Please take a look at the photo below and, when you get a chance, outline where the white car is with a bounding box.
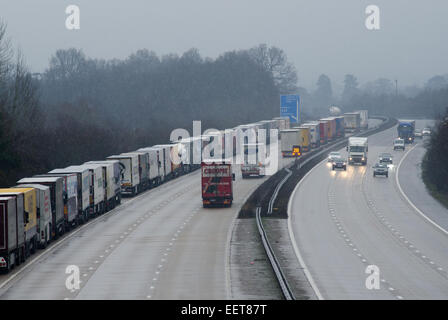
[328,151,341,162]
[414,129,423,138]
[393,138,405,151]
[422,128,431,136]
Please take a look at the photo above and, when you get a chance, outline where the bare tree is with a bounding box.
[46,48,87,81]
[248,44,298,94]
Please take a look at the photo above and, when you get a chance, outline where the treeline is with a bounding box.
[422,108,448,205]
[298,73,448,119]
[0,21,298,186]
[2,18,448,187]
[0,23,48,185]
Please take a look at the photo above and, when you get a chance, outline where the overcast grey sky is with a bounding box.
[1,0,447,91]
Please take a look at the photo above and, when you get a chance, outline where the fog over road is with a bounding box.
[289,120,448,299]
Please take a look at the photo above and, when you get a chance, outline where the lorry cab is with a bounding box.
[201,159,235,208]
[347,137,368,165]
[397,120,416,143]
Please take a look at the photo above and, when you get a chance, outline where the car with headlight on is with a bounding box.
[373,163,388,178]
[393,138,405,151]
[332,157,347,170]
[422,127,431,136]
[379,153,393,164]
[414,129,423,138]
[328,151,341,162]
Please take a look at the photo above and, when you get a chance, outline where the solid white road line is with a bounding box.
[287,157,327,300]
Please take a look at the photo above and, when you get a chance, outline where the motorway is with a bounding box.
[289,120,448,299]
[0,140,287,300]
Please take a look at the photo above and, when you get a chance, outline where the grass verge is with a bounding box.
[422,172,448,210]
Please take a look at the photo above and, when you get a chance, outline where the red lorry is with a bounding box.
[201,160,235,208]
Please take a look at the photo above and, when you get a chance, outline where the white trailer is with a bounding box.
[347,137,368,165]
[50,166,92,222]
[14,184,52,248]
[78,164,105,215]
[343,113,361,132]
[137,147,163,186]
[175,136,203,172]
[241,143,265,178]
[121,151,151,192]
[152,145,174,180]
[273,117,290,130]
[107,154,140,196]
[85,160,122,210]
[280,129,301,157]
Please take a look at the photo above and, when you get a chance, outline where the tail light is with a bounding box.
[0,257,6,267]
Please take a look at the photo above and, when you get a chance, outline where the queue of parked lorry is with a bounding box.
[280,110,368,158]
[0,109,374,272]
[0,115,298,272]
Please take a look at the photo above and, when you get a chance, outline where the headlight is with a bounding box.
[362,157,365,161]
[349,157,352,160]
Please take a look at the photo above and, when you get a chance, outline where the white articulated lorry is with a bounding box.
[347,137,368,165]
[241,143,265,178]
[107,154,140,196]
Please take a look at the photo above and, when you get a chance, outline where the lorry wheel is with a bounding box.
[373,173,376,177]
[19,247,25,264]
[386,174,389,178]
[31,238,36,254]
[7,253,14,271]
[42,231,48,249]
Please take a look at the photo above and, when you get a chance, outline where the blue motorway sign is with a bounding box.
[280,94,300,124]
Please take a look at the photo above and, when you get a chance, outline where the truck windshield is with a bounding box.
[398,125,412,133]
[350,146,365,152]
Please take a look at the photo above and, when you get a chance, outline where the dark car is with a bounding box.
[373,163,388,177]
[379,153,393,164]
[332,157,347,171]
